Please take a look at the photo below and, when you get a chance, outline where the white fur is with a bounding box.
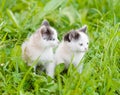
[55,26,89,73]
[22,23,59,78]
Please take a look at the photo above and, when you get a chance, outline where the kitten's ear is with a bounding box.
[40,26,47,34]
[79,25,87,33]
[64,30,80,42]
[40,26,53,37]
[64,33,71,42]
[70,31,80,40]
[42,19,50,26]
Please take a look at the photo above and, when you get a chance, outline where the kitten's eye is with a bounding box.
[49,38,55,40]
[87,42,88,45]
[49,38,52,40]
[79,43,83,46]
[52,38,55,41]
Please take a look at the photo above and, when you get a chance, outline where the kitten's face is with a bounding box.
[37,20,59,47]
[64,25,89,52]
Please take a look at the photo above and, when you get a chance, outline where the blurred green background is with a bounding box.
[0,0,120,95]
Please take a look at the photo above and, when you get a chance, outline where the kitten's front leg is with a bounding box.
[28,62,37,74]
[33,65,37,74]
[27,61,38,74]
[45,62,55,78]
[74,62,83,73]
[78,63,83,73]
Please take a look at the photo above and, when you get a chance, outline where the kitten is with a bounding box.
[22,20,59,78]
[55,25,89,73]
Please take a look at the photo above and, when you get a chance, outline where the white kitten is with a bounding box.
[22,20,59,78]
[55,25,89,73]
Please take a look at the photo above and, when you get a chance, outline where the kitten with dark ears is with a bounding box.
[55,25,89,73]
[22,20,59,78]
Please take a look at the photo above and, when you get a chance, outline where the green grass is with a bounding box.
[0,0,120,95]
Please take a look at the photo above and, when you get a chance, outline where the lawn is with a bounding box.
[0,0,120,95]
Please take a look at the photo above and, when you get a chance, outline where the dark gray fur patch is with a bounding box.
[64,33,71,42]
[64,30,80,42]
[42,20,50,26]
[41,26,54,41]
[70,31,80,40]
